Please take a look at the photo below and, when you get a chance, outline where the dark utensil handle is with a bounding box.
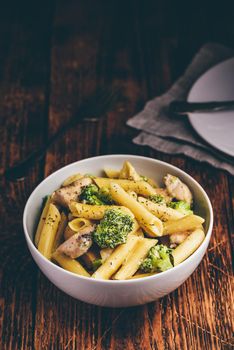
[4,118,78,181]
[169,100,234,114]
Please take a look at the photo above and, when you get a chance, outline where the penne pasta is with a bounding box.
[62,173,83,186]
[94,178,156,196]
[52,251,90,277]
[163,215,205,235]
[68,218,93,232]
[104,168,120,178]
[138,197,185,221]
[129,272,156,279]
[64,218,94,240]
[38,203,61,259]
[129,219,140,235]
[119,161,141,181]
[69,201,134,220]
[172,228,205,266]
[109,183,163,237]
[52,212,68,251]
[113,238,157,280]
[92,235,140,279]
[127,190,138,199]
[134,229,145,237]
[34,196,51,247]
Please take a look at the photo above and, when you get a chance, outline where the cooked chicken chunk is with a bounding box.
[57,233,92,259]
[52,177,92,207]
[164,174,192,205]
[64,223,96,241]
[170,231,189,246]
[57,225,95,258]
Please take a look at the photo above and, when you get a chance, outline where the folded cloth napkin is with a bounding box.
[127,43,234,175]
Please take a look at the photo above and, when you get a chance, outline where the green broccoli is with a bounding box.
[149,194,165,204]
[80,185,114,205]
[140,244,173,272]
[98,187,114,205]
[93,209,133,248]
[80,184,103,205]
[92,258,102,271]
[168,200,193,215]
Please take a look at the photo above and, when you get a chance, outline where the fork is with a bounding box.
[5,87,118,181]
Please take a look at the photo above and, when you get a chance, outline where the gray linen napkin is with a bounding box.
[127,43,234,175]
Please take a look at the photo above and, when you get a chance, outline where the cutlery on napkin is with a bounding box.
[127,43,234,175]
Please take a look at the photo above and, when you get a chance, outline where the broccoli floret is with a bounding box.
[80,185,114,205]
[92,258,102,271]
[98,187,114,205]
[80,184,103,205]
[149,194,165,204]
[93,209,133,248]
[168,200,193,215]
[140,244,173,272]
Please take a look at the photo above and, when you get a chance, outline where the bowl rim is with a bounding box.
[23,154,214,285]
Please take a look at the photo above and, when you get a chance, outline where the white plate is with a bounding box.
[188,57,234,157]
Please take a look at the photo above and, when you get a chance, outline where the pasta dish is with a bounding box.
[34,161,205,280]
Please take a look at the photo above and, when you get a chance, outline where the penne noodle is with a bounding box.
[146,177,158,188]
[129,272,156,279]
[129,219,140,235]
[94,178,156,196]
[34,196,51,247]
[52,212,68,251]
[109,183,163,237]
[64,218,93,241]
[133,228,145,237]
[62,173,83,186]
[68,218,93,232]
[119,161,141,181]
[138,197,185,221]
[38,203,61,259]
[92,235,140,280]
[127,190,138,199]
[69,201,134,220]
[172,228,205,265]
[52,251,90,277]
[104,168,120,178]
[163,215,205,235]
[113,238,157,280]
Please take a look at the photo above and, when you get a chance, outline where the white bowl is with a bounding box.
[23,155,213,307]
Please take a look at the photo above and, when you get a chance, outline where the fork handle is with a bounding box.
[5,117,78,181]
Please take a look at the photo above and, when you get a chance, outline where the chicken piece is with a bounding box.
[64,223,96,241]
[57,227,94,259]
[164,174,192,205]
[52,177,92,207]
[170,231,189,246]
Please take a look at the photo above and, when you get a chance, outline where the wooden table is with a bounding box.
[0,1,233,349]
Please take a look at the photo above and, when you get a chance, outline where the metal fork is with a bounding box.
[5,87,118,181]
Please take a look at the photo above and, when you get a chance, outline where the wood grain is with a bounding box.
[0,1,233,349]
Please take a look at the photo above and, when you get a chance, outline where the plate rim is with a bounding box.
[187,56,234,158]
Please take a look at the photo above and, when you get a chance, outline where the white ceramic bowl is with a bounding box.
[23,155,213,307]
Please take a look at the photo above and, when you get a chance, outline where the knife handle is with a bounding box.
[169,100,234,114]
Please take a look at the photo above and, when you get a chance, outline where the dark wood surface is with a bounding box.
[0,1,233,349]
